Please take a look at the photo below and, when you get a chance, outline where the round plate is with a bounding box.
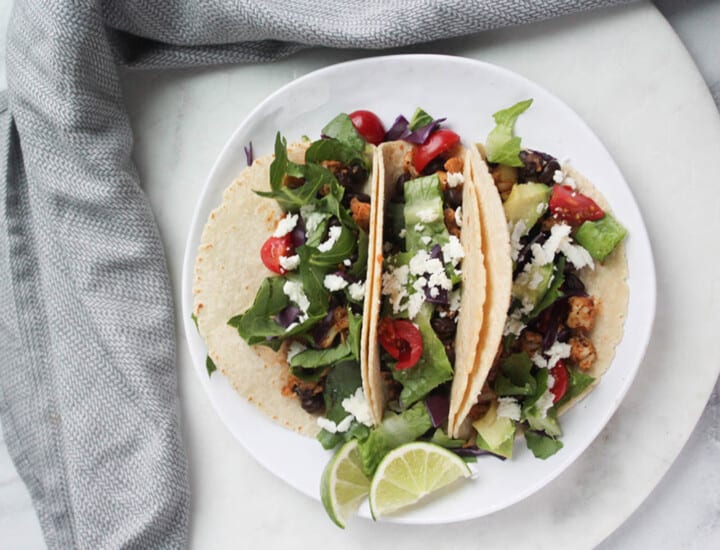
[181,54,655,524]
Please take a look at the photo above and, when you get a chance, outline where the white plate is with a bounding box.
[181,54,655,524]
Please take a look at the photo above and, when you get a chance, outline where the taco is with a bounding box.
[452,100,628,459]
[193,112,380,442]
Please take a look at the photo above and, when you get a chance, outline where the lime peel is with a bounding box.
[320,440,370,528]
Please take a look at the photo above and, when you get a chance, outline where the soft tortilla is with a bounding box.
[193,142,377,436]
[448,145,513,437]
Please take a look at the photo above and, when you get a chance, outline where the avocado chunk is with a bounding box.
[472,400,516,459]
[574,213,627,262]
[503,182,552,237]
[512,263,554,311]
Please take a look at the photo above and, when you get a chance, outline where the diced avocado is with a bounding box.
[574,213,627,262]
[503,182,551,236]
[512,263,553,310]
[472,400,516,459]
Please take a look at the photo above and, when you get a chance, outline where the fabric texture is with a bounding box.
[0,0,631,547]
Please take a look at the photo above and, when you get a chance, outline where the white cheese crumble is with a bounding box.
[455,206,463,227]
[421,235,432,245]
[442,235,464,267]
[536,202,548,215]
[316,417,338,433]
[429,286,439,298]
[412,276,428,292]
[417,209,439,223]
[317,225,342,252]
[559,240,595,270]
[343,258,352,267]
[279,254,300,272]
[509,220,527,262]
[449,289,462,312]
[531,353,549,369]
[282,280,310,315]
[323,274,348,292]
[553,169,565,184]
[399,228,407,238]
[301,204,326,235]
[531,223,572,266]
[348,280,366,301]
[382,264,409,314]
[497,397,521,421]
[504,309,526,337]
[546,341,572,369]
[414,223,425,232]
[534,390,555,419]
[273,213,298,238]
[286,341,306,362]
[447,172,465,188]
[407,292,425,319]
[341,388,374,427]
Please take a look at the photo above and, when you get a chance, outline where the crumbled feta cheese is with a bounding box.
[429,286,439,298]
[383,242,393,252]
[348,280,366,301]
[343,258,352,267]
[449,289,462,312]
[547,373,556,390]
[301,204,326,235]
[504,309,526,337]
[497,397,521,421]
[286,341,306,362]
[531,223,572,266]
[341,388,374,427]
[414,223,425,232]
[412,276,428,292]
[536,202,547,215]
[273,213,298,238]
[382,264,409,314]
[408,251,438,276]
[417,209,439,223]
[407,292,425,319]
[335,415,354,433]
[421,235,432,245]
[285,322,299,332]
[560,240,595,270]
[509,220,527,262]
[323,274,348,292]
[442,235,464,267]
[279,254,300,272]
[455,206,463,227]
[316,417,338,433]
[318,225,342,252]
[529,270,545,290]
[447,172,465,188]
[519,296,535,315]
[534,390,555,419]
[553,169,565,184]
[283,280,310,313]
[428,269,453,291]
[531,353,549,369]
[546,340,571,369]
[399,228,407,238]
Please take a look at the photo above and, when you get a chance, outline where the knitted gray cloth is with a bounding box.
[0,0,630,547]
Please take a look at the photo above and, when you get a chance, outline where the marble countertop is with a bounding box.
[1,1,719,548]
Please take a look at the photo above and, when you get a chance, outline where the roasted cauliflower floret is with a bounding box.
[569,334,597,371]
[566,296,597,332]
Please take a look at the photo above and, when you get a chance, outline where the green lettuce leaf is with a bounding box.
[205,355,217,377]
[317,361,370,450]
[525,431,563,459]
[304,138,366,168]
[485,99,533,167]
[494,352,537,396]
[403,174,450,251]
[321,113,366,152]
[409,107,433,131]
[528,255,566,320]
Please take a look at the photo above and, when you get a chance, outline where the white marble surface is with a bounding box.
[1,1,720,548]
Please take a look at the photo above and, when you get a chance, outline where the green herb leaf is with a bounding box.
[485,99,533,167]
[305,138,366,168]
[525,431,563,459]
[191,313,199,330]
[206,355,217,377]
[557,368,596,407]
[408,107,433,131]
[495,353,537,396]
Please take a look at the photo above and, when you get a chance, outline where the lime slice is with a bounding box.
[369,442,471,519]
[320,439,370,528]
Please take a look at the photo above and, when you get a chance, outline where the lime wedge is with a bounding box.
[320,440,370,528]
[369,442,471,519]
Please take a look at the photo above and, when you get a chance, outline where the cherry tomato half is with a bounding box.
[549,185,605,226]
[413,129,461,174]
[378,318,423,370]
[260,234,293,274]
[349,110,386,146]
[550,361,569,404]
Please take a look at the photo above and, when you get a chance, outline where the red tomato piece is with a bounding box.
[413,129,461,174]
[549,185,605,226]
[550,361,569,404]
[260,234,293,274]
[378,318,423,370]
[349,110,386,146]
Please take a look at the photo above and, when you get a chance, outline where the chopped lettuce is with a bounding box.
[430,428,465,449]
[557,368,595,407]
[494,352,537,397]
[357,402,432,475]
[525,431,563,459]
[485,99,533,167]
[408,107,434,131]
[317,361,370,450]
[305,138,367,168]
[403,174,449,251]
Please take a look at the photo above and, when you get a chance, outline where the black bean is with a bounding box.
[431,317,457,339]
[422,157,446,176]
[444,187,463,209]
[518,150,560,185]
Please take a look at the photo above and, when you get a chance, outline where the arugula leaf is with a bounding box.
[296,247,330,319]
[347,312,362,362]
[528,256,566,320]
[305,138,366,168]
[290,342,352,369]
[206,355,217,377]
[392,303,454,406]
[308,225,357,268]
[485,99,533,167]
[191,313,199,330]
[317,361,369,450]
[348,229,369,280]
[228,277,291,345]
[557,368,596,407]
[255,133,324,212]
[321,113,366,152]
[408,107,433,131]
[525,431,563,459]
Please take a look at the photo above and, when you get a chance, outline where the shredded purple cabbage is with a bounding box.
[403,118,446,145]
[424,394,449,428]
[384,115,409,141]
[275,305,300,329]
[290,223,306,249]
[244,141,253,166]
[424,286,449,305]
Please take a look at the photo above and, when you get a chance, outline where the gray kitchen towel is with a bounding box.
[0,0,631,548]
